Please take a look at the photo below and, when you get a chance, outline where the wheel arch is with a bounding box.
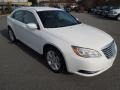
[43,43,68,72]
[116,14,120,19]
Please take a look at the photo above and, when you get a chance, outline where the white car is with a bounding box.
[7,7,117,77]
[108,6,120,20]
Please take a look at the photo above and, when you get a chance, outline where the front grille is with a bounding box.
[102,41,116,59]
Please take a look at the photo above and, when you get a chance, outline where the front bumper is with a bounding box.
[108,13,118,18]
[64,43,117,77]
[101,11,109,16]
[66,55,116,77]
[73,59,114,77]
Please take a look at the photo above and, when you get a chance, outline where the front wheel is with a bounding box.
[45,47,66,73]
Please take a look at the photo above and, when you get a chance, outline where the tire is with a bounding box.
[8,28,16,42]
[117,14,120,21]
[44,47,66,73]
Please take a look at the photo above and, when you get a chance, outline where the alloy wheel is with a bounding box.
[46,50,61,71]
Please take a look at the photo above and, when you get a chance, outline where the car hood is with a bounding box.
[46,24,113,49]
[112,9,120,12]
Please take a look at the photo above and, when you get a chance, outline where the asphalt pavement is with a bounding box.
[0,12,120,90]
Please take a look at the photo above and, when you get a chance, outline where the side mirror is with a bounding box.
[27,23,38,29]
[76,18,81,24]
[76,18,79,21]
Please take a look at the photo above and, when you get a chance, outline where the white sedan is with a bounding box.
[7,7,117,77]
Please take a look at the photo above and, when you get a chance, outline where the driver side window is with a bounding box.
[58,12,75,23]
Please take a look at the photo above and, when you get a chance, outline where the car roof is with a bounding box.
[16,7,63,12]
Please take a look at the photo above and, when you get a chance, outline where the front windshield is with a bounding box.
[37,10,81,28]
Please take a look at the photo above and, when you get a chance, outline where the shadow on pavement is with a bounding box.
[0,29,48,70]
[0,29,70,75]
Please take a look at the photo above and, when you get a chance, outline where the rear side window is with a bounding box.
[23,11,38,25]
[12,10,24,22]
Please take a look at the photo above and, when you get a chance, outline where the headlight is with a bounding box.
[72,46,101,58]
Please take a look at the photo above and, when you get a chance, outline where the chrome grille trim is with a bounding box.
[102,41,116,59]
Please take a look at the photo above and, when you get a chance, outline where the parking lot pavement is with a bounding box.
[0,13,120,90]
[0,15,7,30]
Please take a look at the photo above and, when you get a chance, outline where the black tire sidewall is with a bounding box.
[45,47,65,73]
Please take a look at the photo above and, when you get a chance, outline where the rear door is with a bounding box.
[11,10,25,40]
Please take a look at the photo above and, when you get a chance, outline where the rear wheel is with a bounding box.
[44,47,66,73]
[8,28,16,42]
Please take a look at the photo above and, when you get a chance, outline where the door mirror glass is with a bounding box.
[27,23,38,29]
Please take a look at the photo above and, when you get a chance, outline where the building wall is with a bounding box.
[0,0,28,2]
[15,0,28,2]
